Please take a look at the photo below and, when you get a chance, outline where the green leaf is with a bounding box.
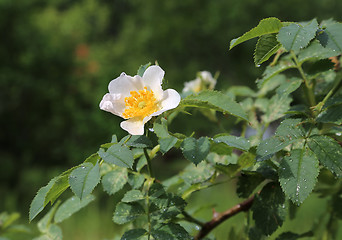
[125,135,152,148]
[128,173,145,189]
[262,94,292,123]
[122,190,145,203]
[83,153,100,165]
[37,201,60,233]
[54,195,95,223]
[137,62,151,77]
[159,137,178,154]
[230,17,283,49]
[113,202,145,224]
[121,229,147,240]
[298,40,338,63]
[276,231,313,240]
[316,105,342,125]
[209,141,232,155]
[180,161,215,184]
[276,77,302,95]
[257,118,305,161]
[324,94,342,108]
[277,19,318,51]
[34,224,63,240]
[98,144,134,168]
[227,86,257,97]
[102,168,128,195]
[318,22,342,53]
[257,61,296,89]
[279,148,319,205]
[153,118,170,139]
[0,212,20,229]
[153,118,178,154]
[29,178,56,221]
[44,171,72,206]
[152,223,191,240]
[69,162,100,199]
[254,34,282,66]
[252,182,286,236]
[213,135,250,151]
[308,135,342,177]
[181,90,248,121]
[150,193,186,220]
[181,137,210,165]
[237,172,265,198]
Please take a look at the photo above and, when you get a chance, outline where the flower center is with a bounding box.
[122,87,159,119]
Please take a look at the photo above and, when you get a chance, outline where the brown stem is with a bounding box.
[194,195,255,240]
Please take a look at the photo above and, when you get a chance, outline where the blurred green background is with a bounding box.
[1,0,341,239]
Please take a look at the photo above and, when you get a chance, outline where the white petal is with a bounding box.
[99,93,127,116]
[182,78,201,93]
[108,73,144,98]
[142,65,164,99]
[120,117,151,135]
[151,89,181,116]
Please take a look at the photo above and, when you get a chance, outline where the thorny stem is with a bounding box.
[144,148,155,179]
[314,73,342,113]
[291,51,316,107]
[194,195,255,240]
[147,194,151,240]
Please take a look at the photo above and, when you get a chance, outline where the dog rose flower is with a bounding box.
[183,71,216,93]
[100,65,181,135]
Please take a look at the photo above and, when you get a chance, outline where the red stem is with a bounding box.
[194,195,255,240]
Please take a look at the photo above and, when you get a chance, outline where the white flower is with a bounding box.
[100,65,181,135]
[183,71,216,93]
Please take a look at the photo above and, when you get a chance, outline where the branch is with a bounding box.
[194,195,255,240]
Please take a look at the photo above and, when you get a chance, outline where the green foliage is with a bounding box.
[121,229,147,240]
[151,223,191,240]
[254,34,282,66]
[153,118,178,154]
[54,195,95,223]
[181,90,248,121]
[308,135,342,177]
[318,21,342,53]
[257,119,305,160]
[230,17,283,49]
[277,19,318,51]
[213,134,250,151]
[27,17,342,240]
[279,148,319,205]
[30,179,57,222]
[181,137,210,165]
[101,168,128,195]
[125,135,153,148]
[113,202,145,225]
[121,190,145,203]
[237,172,265,198]
[252,183,286,236]
[98,144,134,168]
[69,162,100,200]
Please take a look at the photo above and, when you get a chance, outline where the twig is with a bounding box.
[194,195,255,240]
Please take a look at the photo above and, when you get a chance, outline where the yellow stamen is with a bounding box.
[122,87,159,119]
